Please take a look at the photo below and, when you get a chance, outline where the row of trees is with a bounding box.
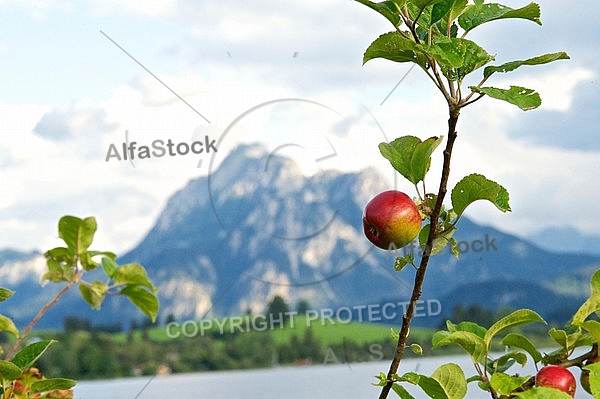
[59,295,307,333]
[31,324,407,380]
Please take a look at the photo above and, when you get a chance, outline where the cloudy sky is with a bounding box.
[0,0,598,255]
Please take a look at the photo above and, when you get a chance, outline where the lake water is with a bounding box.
[74,354,589,398]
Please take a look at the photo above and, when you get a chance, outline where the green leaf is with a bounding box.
[0,288,14,302]
[410,343,423,355]
[79,251,116,272]
[42,259,70,283]
[379,135,443,185]
[0,360,22,381]
[78,280,109,310]
[490,372,530,396]
[0,314,19,337]
[446,320,487,339]
[431,363,467,399]
[113,263,156,291]
[513,386,573,399]
[78,217,97,252]
[101,256,118,278]
[457,41,494,80]
[548,328,569,351]
[432,330,486,362]
[11,340,56,369]
[579,320,600,344]
[58,215,82,249]
[44,247,75,268]
[451,173,511,218]
[484,309,546,348]
[30,378,77,394]
[458,2,541,34]
[469,85,541,111]
[418,223,456,256]
[407,2,434,29]
[583,362,600,397]
[363,32,426,66]
[391,383,416,399]
[547,327,592,352]
[431,0,468,27]
[405,0,446,28]
[483,51,570,78]
[490,351,528,372]
[374,371,388,386]
[79,252,99,271]
[394,254,415,272]
[467,375,483,384]
[572,269,600,324]
[401,371,449,398]
[501,333,542,363]
[445,0,467,27]
[120,285,159,323]
[58,216,97,255]
[88,250,116,261]
[428,36,467,68]
[399,371,421,385]
[590,268,600,296]
[427,36,493,80]
[355,0,405,27]
[410,0,445,9]
[448,237,459,258]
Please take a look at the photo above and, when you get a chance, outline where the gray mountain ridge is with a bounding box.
[1,142,599,330]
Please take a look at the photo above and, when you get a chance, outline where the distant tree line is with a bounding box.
[5,296,549,380]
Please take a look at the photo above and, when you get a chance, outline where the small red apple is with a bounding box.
[535,365,576,397]
[362,190,422,250]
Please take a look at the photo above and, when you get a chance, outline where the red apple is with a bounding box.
[535,365,576,397]
[362,190,422,250]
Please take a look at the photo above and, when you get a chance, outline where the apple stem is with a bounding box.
[378,107,461,399]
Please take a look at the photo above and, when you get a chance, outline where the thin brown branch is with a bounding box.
[462,72,493,104]
[378,105,461,399]
[448,77,456,100]
[413,1,433,35]
[460,93,486,108]
[429,61,452,102]
[560,344,598,368]
[5,280,76,360]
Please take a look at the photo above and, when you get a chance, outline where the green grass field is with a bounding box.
[111,315,435,349]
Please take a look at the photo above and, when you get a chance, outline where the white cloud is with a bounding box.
[445,98,600,241]
[0,0,73,18]
[0,0,598,256]
[91,0,177,18]
[0,103,50,134]
[33,101,117,141]
[130,73,211,107]
[497,66,595,112]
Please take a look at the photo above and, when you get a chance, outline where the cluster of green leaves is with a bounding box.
[351,1,590,398]
[0,337,75,398]
[0,289,19,339]
[358,0,567,261]
[377,271,600,398]
[380,133,510,261]
[356,0,569,110]
[0,215,159,399]
[43,216,159,321]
